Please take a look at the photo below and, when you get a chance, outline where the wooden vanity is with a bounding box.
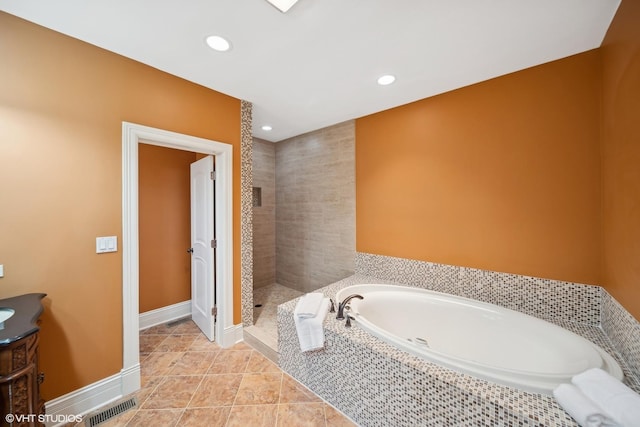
[0,293,46,427]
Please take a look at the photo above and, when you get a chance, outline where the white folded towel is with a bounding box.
[572,368,640,427]
[293,297,330,352]
[294,292,325,319]
[553,384,620,427]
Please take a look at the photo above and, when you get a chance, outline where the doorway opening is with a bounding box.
[121,122,233,395]
[137,146,216,340]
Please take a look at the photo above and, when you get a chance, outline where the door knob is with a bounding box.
[187,248,194,254]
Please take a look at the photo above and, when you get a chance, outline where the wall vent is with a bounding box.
[85,397,137,427]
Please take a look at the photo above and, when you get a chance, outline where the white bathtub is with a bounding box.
[335,284,623,395]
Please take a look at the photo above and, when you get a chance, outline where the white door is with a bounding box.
[190,156,215,341]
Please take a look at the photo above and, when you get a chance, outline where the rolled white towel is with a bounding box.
[293,297,330,352]
[553,383,620,427]
[294,292,325,319]
[572,368,640,427]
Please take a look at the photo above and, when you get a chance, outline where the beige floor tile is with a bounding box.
[226,404,278,427]
[168,351,216,375]
[141,375,202,409]
[246,351,281,373]
[173,320,204,335]
[189,374,243,407]
[86,316,345,427]
[324,403,358,426]
[234,372,282,405]
[208,350,252,374]
[140,375,162,388]
[124,409,183,427]
[277,402,326,427]
[155,334,197,352]
[279,374,322,403]
[140,352,183,376]
[188,334,222,352]
[225,341,254,351]
[135,375,164,405]
[139,334,168,353]
[178,407,231,427]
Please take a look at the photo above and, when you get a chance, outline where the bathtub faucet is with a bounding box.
[336,294,363,320]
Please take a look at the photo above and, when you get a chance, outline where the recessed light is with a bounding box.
[206,35,231,52]
[266,0,299,13]
[261,125,273,131]
[377,74,396,86]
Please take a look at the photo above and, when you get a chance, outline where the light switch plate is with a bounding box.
[0,265,3,278]
[96,236,118,253]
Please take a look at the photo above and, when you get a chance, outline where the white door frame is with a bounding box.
[121,122,234,395]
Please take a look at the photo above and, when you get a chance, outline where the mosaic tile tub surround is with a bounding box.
[278,253,640,426]
[353,253,640,381]
[354,253,603,325]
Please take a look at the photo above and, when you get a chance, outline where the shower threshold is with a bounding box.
[245,283,303,363]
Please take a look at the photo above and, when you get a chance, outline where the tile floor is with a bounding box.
[253,283,303,337]
[90,319,355,427]
[245,283,304,353]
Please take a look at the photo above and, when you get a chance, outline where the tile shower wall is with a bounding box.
[252,138,276,288]
[275,120,356,293]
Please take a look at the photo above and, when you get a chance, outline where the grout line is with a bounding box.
[136,374,162,408]
[229,359,244,408]
[277,370,284,405]
[172,409,185,427]
[206,347,221,375]
[130,319,353,426]
[223,404,233,426]
[181,371,207,416]
[240,349,251,373]
[323,403,328,427]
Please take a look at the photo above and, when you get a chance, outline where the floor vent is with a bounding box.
[166,316,191,328]
[85,397,137,427]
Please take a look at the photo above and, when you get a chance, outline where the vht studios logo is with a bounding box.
[5,414,83,424]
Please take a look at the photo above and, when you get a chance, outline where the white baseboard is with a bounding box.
[120,363,142,396]
[140,300,241,347]
[221,323,244,348]
[44,364,140,427]
[138,300,191,330]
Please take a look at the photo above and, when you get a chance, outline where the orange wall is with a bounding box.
[601,0,640,320]
[356,50,602,285]
[0,12,241,399]
[139,144,197,313]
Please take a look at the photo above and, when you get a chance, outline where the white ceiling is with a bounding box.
[0,0,620,142]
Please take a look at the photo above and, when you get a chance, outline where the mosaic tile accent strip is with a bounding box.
[278,275,640,427]
[601,290,640,381]
[355,252,602,325]
[240,100,254,326]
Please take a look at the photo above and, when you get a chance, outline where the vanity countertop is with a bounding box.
[0,293,46,345]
